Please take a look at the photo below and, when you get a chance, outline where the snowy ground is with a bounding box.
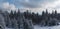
[34,25,60,29]
[5,25,60,29]
[5,27,14,29]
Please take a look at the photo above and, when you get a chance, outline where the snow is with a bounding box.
[5,27,14,29]
[5,25,60,29]
[34,25,60,29]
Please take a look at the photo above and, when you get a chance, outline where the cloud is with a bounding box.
[14,0,57,8]
[0,2,17,11]
[42,0,60,8]
[0,0,60,14]
[2,2,17,11]
[12,0,60,14]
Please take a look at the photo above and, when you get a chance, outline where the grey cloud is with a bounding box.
[0,0,58,13]
[0,0,57,8]
[13,0,57,8]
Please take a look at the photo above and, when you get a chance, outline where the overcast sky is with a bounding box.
[0,0,60,14]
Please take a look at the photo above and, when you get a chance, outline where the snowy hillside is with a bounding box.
[34,25,60,29]
[5,25,60,29]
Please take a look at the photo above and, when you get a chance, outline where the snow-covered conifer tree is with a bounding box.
[14,18,18,29]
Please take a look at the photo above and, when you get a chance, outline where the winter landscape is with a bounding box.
[0,9,60,29]
[0,0,60,29]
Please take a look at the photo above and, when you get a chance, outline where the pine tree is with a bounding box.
[23,19,29,29]
[14,11,17,19]
[10,10,14,19]
[14,18,18,29]
[23,18,34,29]
[28,20,34,29]
[17,9,20,16]
[55,10,57,14]
[7,16,12,28]
[46,9,48,15]
[42,11,45,16]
